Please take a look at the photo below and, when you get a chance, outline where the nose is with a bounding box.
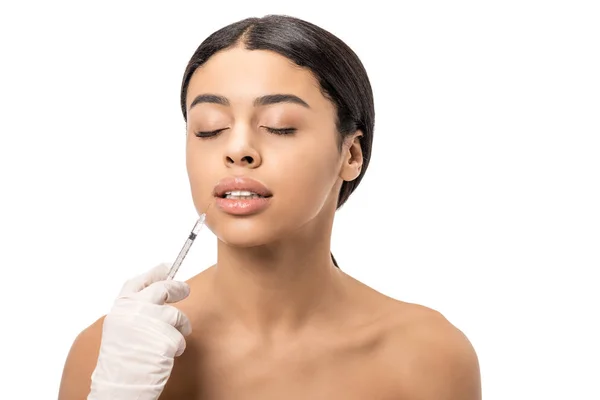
[223,129,262,169]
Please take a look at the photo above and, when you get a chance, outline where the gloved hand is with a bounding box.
[87,263,192,400]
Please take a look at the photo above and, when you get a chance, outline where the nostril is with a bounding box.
[225,155,256,165]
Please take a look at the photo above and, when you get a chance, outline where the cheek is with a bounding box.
[186,146,218,211]
[272,147,340,214]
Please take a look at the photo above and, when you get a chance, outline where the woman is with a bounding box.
[59,14,481,399]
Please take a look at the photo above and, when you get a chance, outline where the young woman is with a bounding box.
[59,14,481,400]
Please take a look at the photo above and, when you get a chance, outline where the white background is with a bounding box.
[1,1,598,398]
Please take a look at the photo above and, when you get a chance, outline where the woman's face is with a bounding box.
[184,46,360,247]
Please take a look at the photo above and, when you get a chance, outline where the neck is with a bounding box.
[209,213,347,336]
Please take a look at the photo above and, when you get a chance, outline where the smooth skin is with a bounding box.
[59,46,481,399]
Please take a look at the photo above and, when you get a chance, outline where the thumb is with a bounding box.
[118,263,171,297]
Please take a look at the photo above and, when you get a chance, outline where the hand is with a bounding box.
[87,264,192,400]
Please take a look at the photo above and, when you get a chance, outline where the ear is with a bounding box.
[339,131,364,182]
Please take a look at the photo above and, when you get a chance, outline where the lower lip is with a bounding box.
[215,196,272,215]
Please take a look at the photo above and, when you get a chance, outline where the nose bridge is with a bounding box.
[224,123,261,168]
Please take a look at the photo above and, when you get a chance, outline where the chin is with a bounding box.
[208,215,287,248]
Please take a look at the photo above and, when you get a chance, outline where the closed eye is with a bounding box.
[194,128,227,138]
[263,126,297,135]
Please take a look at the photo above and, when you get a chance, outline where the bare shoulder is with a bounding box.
[57,315,105,400]
[375,299,482,399]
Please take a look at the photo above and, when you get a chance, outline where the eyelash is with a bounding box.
[194,128,226,138]
[194,127,297,139]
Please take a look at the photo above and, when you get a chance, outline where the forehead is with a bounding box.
[186,47,331,111]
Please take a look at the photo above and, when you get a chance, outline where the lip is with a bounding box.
[213,176,273,198]
[213,176,273,216]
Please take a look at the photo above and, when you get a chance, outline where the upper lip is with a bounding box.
[213,176,273,198]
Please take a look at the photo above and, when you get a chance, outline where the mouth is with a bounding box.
[213,177,273,199]
[213,177,273,216]
[219,190,271,200]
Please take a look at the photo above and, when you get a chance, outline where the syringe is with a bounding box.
[166,213,207,280]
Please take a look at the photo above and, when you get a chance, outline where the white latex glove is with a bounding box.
[88,263,192,400]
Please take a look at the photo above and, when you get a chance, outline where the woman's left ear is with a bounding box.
[340,131,364,182]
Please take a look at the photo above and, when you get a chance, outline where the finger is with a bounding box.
[110,299,192,337]
[106,310,190,357]
[141,303,193,339]
[118,263,170,296]
[133,280,191,305]
[174,333,187,357]
[158,305,193,338]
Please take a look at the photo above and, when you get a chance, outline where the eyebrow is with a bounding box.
[189,93,311,110]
